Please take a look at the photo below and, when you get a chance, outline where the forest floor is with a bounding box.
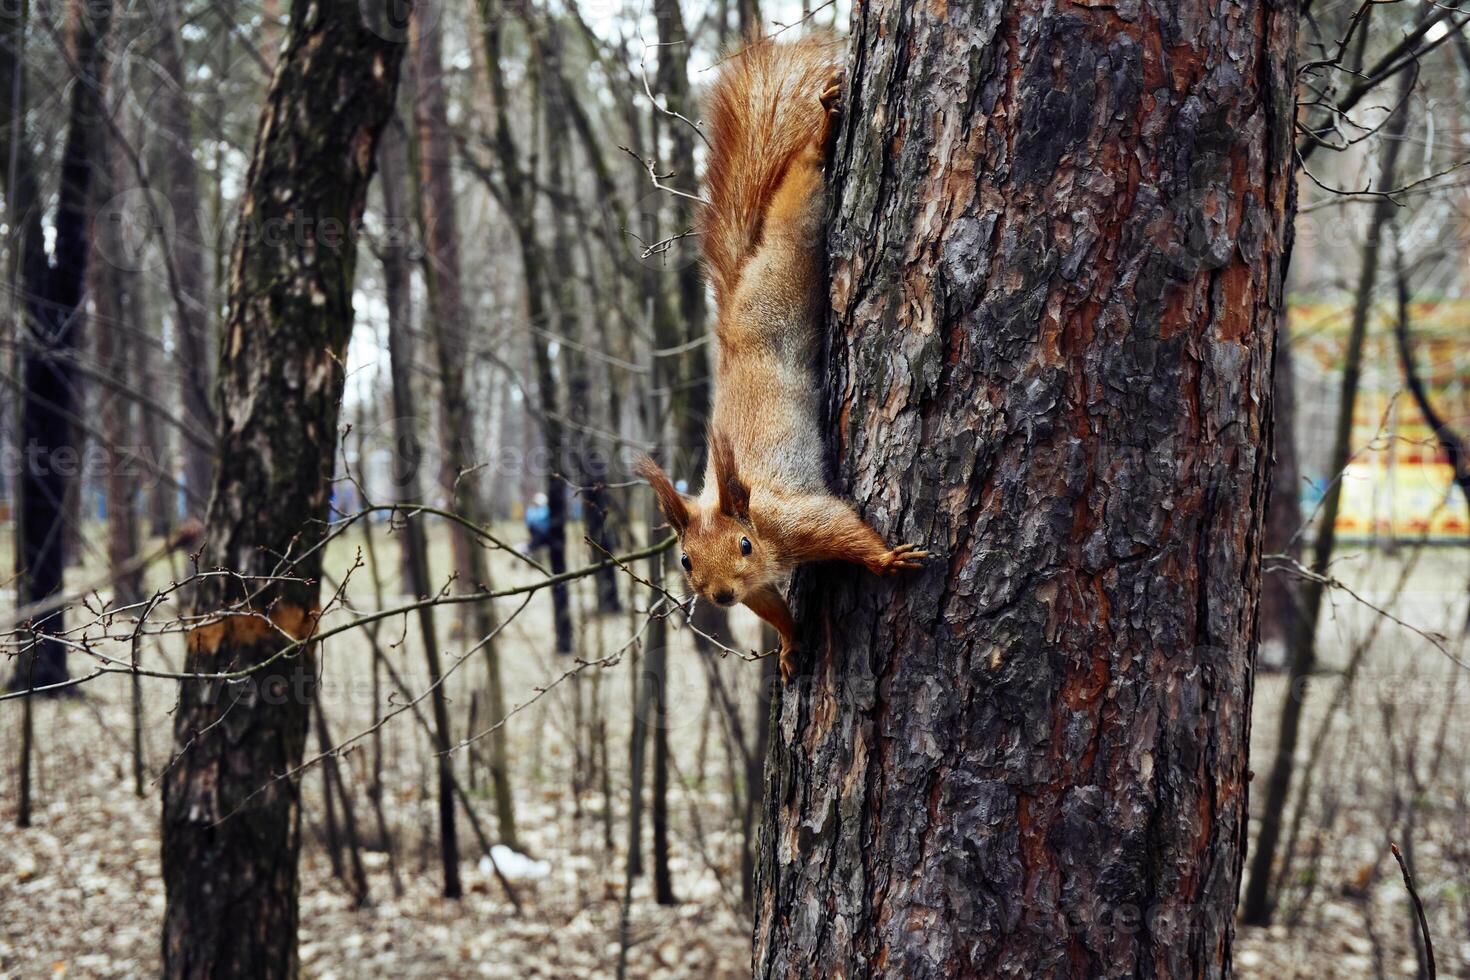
[2,524,1468,978]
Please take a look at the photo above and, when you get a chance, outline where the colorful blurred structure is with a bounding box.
[1291,298,1470,542]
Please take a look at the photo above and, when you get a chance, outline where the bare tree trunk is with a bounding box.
[654,0,712,466]
[3,0,112,691]
[353,489,405,897]
[626,165,671,885]
[1242,68,1410,927]
[405,0,477,893]
[742,626,778,907]
[139,336,174,537]
[1392,242,1470,525]
[153,0,215,513]
[737,0,762,36]
[92,112,146,795]
[755,2,1299,975]
[409,0,518,849]
[543,27,620,613]
[1258,322,1302,672]
[619,498,662,970]
[314,699,371,907]
[478,0,575,657]
[159,0,404,972]
[383,110,465,896]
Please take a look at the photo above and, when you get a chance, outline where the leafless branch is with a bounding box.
[1390,842,1438,979]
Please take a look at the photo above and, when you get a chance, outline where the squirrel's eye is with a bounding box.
[739,536,752,556]
[680,553,692,572]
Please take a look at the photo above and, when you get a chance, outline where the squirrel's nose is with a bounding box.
[713,590,736,606]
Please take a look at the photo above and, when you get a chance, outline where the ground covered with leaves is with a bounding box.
[2,529,1468,977]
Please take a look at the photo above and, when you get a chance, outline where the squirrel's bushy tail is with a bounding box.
[700,34,843,306]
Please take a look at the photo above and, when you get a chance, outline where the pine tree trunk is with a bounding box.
[754,3,1298,976]
[159,0,404,973]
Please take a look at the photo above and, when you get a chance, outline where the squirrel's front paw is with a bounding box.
[817,70,845,150]
[819,70,845,115]
[873,543,930,576]
[778,642,802,685]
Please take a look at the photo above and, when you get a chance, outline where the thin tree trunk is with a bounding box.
[367,619,524,912]
[408,0,519,848]
[618,571,656,975]
[742,625,778,907]
[138,331,173,537]
[384,103,465,896]
[737,0,761,36]
[651,7,727,905]
[651,0,734,657]
[626,184,670,884]
[624,98,682,906]
[153,0,215,513]
[478,0,574,657]
[314,699,371,907]
[1258,321,1302,671]
[755,2,1299,975]
[1392,243,1470,522]
[159,1,404,972]
[543,28,620,614]
[316,710,347,883]
[92,111,146,794]
[654,0,713,470]
[353,488,404,897]
[650,636,676,905]
[1242,68,1411,927]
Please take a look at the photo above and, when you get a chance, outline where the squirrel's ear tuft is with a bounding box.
[636,455,690,534]
[709,430,750,519]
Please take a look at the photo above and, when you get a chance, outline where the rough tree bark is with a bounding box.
[159,0,404,973]
[755,2,1298,977]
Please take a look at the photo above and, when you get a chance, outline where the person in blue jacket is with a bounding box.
[524,492,552,554]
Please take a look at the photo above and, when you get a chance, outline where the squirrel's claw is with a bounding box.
[817,70,845,153]
[778,642,801,684]
[878,543,930,575]
[819,71,845,115]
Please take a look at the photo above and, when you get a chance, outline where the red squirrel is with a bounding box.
[637,35,928,684]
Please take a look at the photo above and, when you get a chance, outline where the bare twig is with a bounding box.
[618,144,710,205]
[1266,553,1467,671]
[1390,842,1437,979]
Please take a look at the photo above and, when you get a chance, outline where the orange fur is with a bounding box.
[700,33,845,309]
[640,36,928,684]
